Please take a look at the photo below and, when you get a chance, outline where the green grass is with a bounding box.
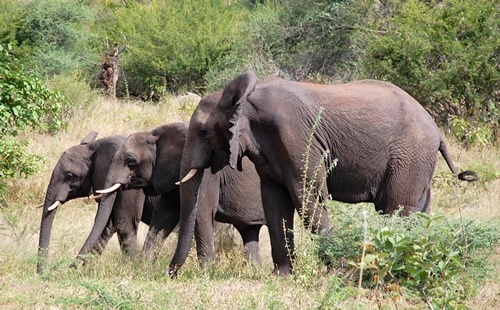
[0,96,499,309]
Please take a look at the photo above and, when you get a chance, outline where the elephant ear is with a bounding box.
[151,123,187,194]
[220,71,258,170]
[80,131,99,145]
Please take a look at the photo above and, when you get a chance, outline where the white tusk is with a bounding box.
[48,201,61,211]
[179,169,198,184]
[95,183,122,194]
[175,181,180,186]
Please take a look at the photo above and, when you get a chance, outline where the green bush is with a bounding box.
[0,44,64,183]
[0,0,28,46]
[219,0,365,83]
[103,0,249,98]
[45,73,98,121]
[15,0,99,77]
[317,204,500,308]
[359,0,499,145]
[204,2,283,91]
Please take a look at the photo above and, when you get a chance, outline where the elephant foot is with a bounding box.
[272,265,293,277]
[70,256,86,269]
[167,265,179,279]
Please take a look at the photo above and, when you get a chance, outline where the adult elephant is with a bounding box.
[37,132,156,274]
[169,71,478,276]
[95,122,265,265]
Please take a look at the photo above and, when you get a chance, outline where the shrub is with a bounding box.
[102,0,249,98]
[220,0,366,83]
[0,0,28,46]
[204,3,283,91]
[359,0,499,145]
[0,44,64,184]
[15,0,99,77]
[45,73,98,122]
[317,204,500,308]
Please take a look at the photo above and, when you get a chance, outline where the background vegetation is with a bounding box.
[0,0,498,308]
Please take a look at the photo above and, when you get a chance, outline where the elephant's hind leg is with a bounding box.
[416,187,431,214]
[235,225,262,265]
[143,194,180,262]
[375,160,434,216]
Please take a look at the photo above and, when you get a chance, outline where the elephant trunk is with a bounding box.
[37,182,66,274]
[75,191,116,260]
[168,168,204,277]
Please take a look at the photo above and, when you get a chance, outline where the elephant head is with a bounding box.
[178,71,258,179]
[169,72,261,275]
[98,122,188,196]
[86,123,187,260]
[37,132,125,274]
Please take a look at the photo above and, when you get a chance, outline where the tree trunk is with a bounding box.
[99,43,123,99]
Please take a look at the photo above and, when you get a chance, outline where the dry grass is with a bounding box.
[0,97,498,309]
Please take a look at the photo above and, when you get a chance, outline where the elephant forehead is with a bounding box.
[124,134,155,158]
[61,145,90,169]
[192,91,223,122]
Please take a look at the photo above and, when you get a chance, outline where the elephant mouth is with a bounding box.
[126,177,150,189]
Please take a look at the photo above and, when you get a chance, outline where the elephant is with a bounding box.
[37,132,157,274]
[169,71,478,276]
[93,122,265,265]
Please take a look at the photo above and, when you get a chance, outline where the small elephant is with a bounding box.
[94,122,265,265]
[37,132,157,274]
[169,71,477,276]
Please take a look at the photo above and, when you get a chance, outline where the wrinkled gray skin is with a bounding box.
[37,132,154,274]
[169,71,477,276]
[96,122,265,264]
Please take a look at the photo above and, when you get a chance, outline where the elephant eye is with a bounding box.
[126,157,137,168]
[64,172,75,181]
[199,127,209,139]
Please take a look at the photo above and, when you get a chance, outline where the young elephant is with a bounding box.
[95,122,266,264]
[37,132,157,274]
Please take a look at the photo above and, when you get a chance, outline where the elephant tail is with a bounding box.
[439,139,479,182]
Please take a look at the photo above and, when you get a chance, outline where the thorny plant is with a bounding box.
[283,108,338,284]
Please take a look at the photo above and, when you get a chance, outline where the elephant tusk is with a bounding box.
[35,203,44,208]
[179,169,198,184]
[175,181,180,186]
[88,194,103,200]
[48,201,61,211]
[95,183,122,194]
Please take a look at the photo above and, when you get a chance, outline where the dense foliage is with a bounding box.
[315,204,500,308]
[102,0,249,98]
[359,0,499,145]
[0,45,64,181]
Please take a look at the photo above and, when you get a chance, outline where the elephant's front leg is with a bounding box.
[194,182,219,265]
[114,189,145,257]
[261,179,295,276]
[289,171,333,237]
[143,192,180,262]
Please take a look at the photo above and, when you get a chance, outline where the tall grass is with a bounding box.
[0,96,498,309]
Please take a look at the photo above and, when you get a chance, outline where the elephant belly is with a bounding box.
[215,202,266,227]
[326,173,379,204]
